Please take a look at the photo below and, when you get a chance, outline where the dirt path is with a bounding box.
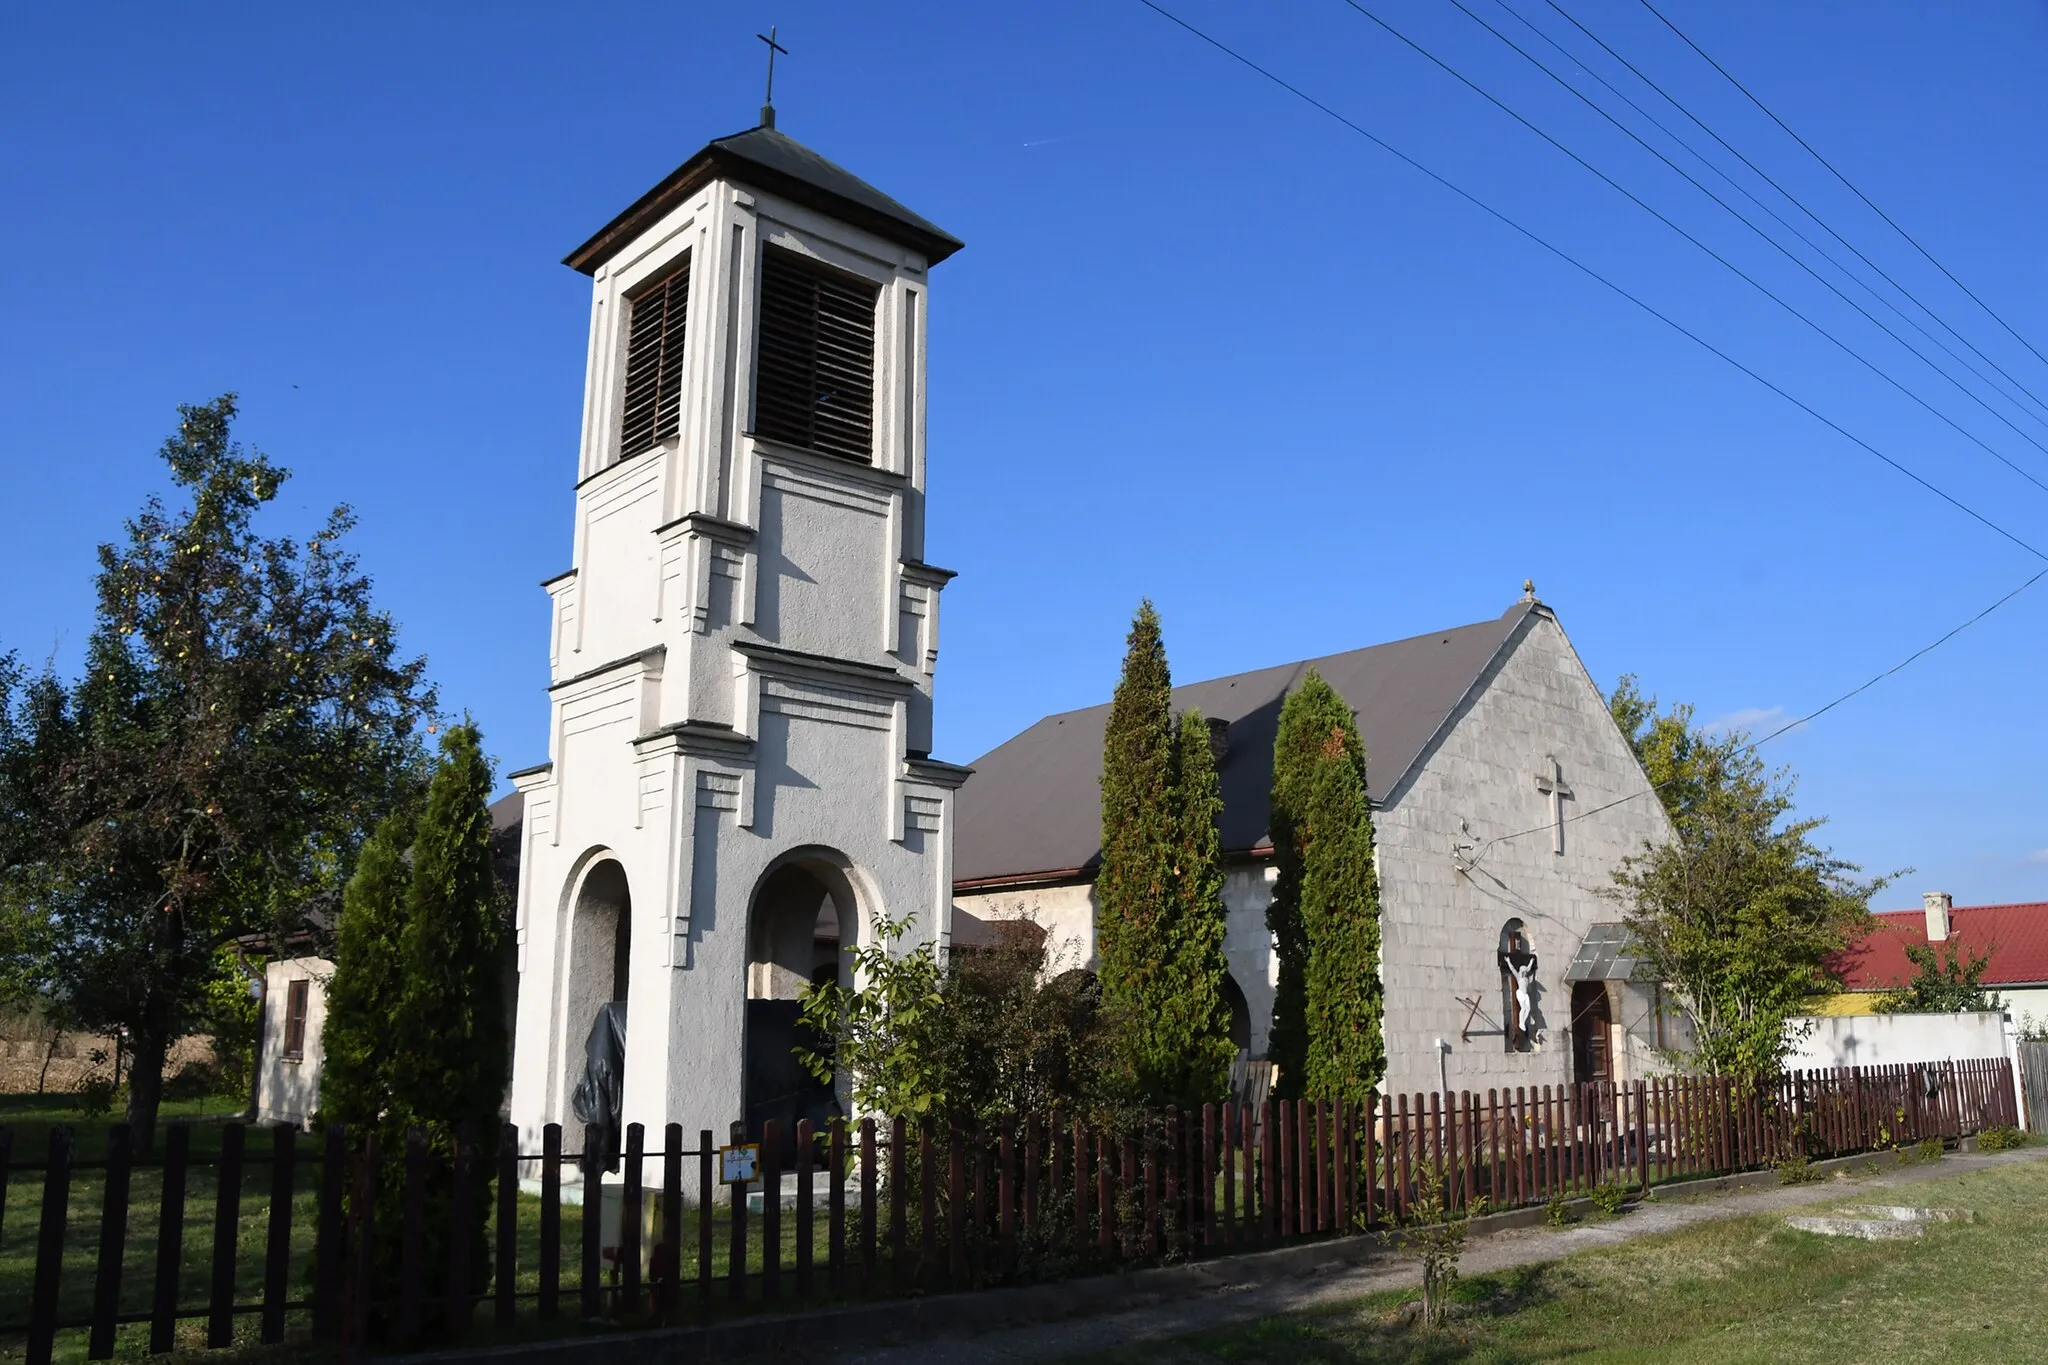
[817,1146,2048,1364]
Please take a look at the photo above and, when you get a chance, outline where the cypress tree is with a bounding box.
[1094,601,1179,1103]
[1267,670,1385,1104]
[316,722,505,1331]
[389,722,508,1141]
[319,807,415,1128]
[1163,707,1236,1107]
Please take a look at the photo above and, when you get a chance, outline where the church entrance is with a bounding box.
[744,857,858,1153]
[1570,981,1612,1089]
[563,858,631,1155]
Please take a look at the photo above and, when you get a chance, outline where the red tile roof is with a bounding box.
[1835,901,2048,991]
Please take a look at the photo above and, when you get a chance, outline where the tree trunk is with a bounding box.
[127,1026,170,1154]
[36,1027,59,1095]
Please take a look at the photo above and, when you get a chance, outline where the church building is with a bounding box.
[504,112,969,1159]
[952,591,1682,1098]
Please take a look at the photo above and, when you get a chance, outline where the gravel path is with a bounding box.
[818,1146,2048,1364]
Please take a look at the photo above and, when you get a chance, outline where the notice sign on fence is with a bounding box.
[720,1142,760,1184]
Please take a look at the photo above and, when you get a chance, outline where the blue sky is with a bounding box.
[2,1,2044,907]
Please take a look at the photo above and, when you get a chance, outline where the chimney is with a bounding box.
[1923,891,1953,943]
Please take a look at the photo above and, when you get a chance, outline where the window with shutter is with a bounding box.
[620,260,690,460]
[282,979,310,1062]
[753,247,879,463]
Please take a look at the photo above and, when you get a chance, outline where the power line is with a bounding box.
[1479,0,2048,441]
[1639,0,2048,381]
[1336,0,2048,497]
[1537,0,2048,430]
[1471,564,2048,856]
[1131,0,2048,562]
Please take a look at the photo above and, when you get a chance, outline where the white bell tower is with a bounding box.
[507,116,966,1154]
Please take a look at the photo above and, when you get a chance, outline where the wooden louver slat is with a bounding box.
[753,247,878,463]
[620,262,689,460]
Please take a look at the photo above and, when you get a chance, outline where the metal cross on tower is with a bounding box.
[757,26,788,128]
[1535,754,1573,856]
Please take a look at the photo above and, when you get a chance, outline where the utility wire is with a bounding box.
[1134,1,2048,863]
[1540,0,2048,429]
[1639,0,2048,380]
[1470,564,2048,856]
[1492,0,2048,436]
[1338,0,2048,496]
[1131,0,2048,562]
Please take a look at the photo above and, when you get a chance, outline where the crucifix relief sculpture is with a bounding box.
[1498,919,1537,1052]
[1535,754,1573,856]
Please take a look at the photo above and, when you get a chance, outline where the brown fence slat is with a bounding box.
[260,1125,295,1346]
[447,1129,475,1340]
[540,1124,562,1321]
[890,1118,909,1293]
[621,1123,644,1314]
[729,1123,749,1305]
[88,1124,133,1360]
[497,1124,519,1327]
[1097,1132,1115,1261]
[697,1129,714,1313]
[581,1125,603,1320]
[208,1123,247,1349]
[920,1122,939,1292]
[999,1124,1016,1276]
[859,1119,878,1292]
[945,1124,965,1289]
[762,1119,782,1302]
[150,1124,191,1351]
[795,1118,814,1299]
[828,1118,847,1294]
[661,1123,683,1319]
[399,1127,426,1346]
[349,1135,378,1351]
[1025,1117,1043,1247]
[1277,1100,1295,1238]
[971,1128,988,1284]
[313,1125,345,1340]
[27,1124,73,1365]
[1073,1120,1090,1262]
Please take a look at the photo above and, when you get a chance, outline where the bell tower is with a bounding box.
[508,118,966,1152]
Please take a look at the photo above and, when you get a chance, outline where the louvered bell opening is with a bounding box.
[620,261,689,460]
[754,247,878,463]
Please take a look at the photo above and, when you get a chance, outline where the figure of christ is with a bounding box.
[1508,955,1537,1037]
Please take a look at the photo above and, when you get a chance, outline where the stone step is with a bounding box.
[1836,1205,1974,1223]
[1785,1215,1926,1241]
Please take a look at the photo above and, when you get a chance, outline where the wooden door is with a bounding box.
[1571,982,1612,1089]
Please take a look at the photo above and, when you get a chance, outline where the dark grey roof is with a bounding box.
[566,124,963,275]
[953,602,1537,887]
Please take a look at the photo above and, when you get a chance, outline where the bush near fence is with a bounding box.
[0,1058,2017,1364]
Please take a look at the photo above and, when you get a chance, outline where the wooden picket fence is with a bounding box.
[0,1058,2017,1363]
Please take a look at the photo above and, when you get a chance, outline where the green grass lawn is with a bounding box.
[1080,1158,2048,1365]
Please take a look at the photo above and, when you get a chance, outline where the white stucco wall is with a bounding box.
[1784,1011,2009,1070]
[1996,988,2048,1033]
[257,957,331,1128]
[1370,609,1676,1096]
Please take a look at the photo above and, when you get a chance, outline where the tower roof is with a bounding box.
[565,125,964,275]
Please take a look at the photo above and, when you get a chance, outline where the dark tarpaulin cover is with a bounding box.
[571,1002,627,1170]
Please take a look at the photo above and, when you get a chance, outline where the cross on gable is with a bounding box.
[1535,754,1573,856]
